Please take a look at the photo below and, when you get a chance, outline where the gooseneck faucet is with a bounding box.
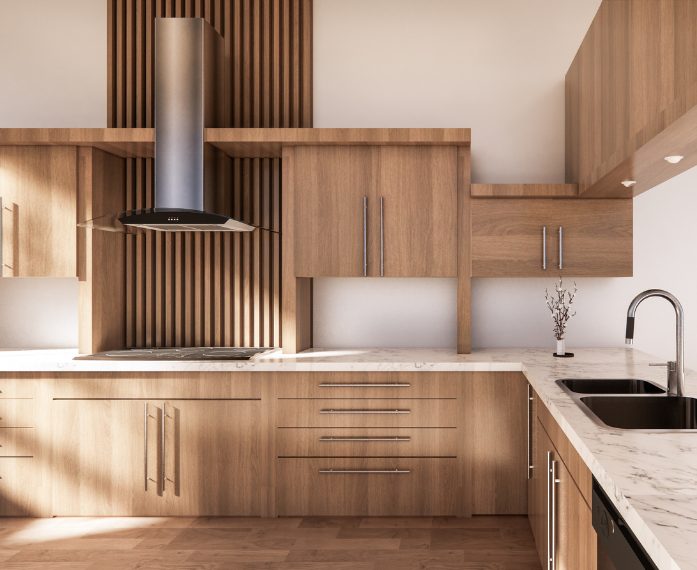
[625,289,685,397]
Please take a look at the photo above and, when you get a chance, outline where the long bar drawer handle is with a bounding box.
[319,468,410,474]
[318,383,410,388]
[320,409,410,414]
[319,436,411,442]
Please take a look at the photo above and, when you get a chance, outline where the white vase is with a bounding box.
[556,338,566,356]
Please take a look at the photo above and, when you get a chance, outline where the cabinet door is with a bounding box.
[377,147,457,277]
[532,418,552,568]
[472,199,550,277]
[471,198,632,277]
[163,400,261,515]
[469,372,527,514]
[294,146,376,277]
[0,147,76,277]
[51,400,160,515]
[534,419,597,570]
[556,451,597,570]
[551,199,632,277]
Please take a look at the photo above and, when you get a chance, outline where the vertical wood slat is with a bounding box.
[108,0,312,349]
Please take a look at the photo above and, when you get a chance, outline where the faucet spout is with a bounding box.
[625,289,685,397]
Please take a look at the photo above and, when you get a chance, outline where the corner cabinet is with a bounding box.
[529,386,597,570]
[471,198,632,277]
[293,146,458,277]
[0,147,77,277]
[51,398,261,516]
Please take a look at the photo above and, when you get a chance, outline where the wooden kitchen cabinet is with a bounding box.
[531,396,597,570]
[0,146,77,277]
[468,372,528,514]
[471,198,632,277]
[162,400,261,516]
[51,399,261,516]
[294,146,457,277]
[293,147,375,277]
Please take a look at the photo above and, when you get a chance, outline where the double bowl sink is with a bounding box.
[557,379,697,430]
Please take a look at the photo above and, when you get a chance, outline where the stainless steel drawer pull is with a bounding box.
[558,226,564,270]
[550,458,560,569]
[320,409,410,414]
[542,225,547,270]
[160,402,166,495]
[318,383,410,388]
[547,450,552,570]
[319,468,410,474]
[362,195,368,277]
[380,196,385,277]
[319,436,411,442]
[527,385,533,480]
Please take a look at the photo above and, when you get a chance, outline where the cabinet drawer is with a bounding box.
[276,399,457,427]
[50,373,260,399]
[0,378,36,398]
[0,400,35,427]
[278,427,457,457]
[0,428,35,456]
[0,458,40,515]
[277,457,458,516]
[275,372,459,398]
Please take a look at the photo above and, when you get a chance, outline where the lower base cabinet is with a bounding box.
[277,458,459,516]
[531,388,597,570]
[51,399,261,516]
[0,458,41,516]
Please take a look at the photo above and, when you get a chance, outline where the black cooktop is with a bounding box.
[75,347,275,361]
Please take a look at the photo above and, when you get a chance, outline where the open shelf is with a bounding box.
[0,128,471,160]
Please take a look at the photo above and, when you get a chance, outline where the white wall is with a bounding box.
[0,0,694,366]
[313,0,697,368]
[0,0,106,348]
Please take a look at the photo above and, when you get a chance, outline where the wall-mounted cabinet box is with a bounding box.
[0,147,77,278]
[471,198,632,277]
[293,146,458,278]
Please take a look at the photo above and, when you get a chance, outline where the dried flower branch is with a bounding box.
[545,277,577,340]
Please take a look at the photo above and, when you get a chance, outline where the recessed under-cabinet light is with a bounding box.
[664,155,684,164]
[621,180,637,188]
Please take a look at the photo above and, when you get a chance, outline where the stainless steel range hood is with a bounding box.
[119,18,254,232]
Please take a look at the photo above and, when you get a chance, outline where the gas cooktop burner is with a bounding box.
[76,347,276,361]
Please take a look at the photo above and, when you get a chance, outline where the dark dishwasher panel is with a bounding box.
[592,479,658,570]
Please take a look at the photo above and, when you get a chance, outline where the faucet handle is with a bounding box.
[649,361,677,371]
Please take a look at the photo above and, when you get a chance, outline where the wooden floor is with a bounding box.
[0,516,541,570]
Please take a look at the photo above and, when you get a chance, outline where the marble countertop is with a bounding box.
[0,346,694,569]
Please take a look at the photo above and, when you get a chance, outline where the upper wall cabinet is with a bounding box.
[471,198,632,277]
[0,147,77,278]
[566,0,697,197]
[294,146,458,278]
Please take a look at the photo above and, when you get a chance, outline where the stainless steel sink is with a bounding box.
[557,378,665,394]
[580,396,697,430]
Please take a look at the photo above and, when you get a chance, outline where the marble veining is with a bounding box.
[0,346,695,568]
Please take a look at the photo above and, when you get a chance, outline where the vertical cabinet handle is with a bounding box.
[551,458,559,569]
[546,451,560,570]
[380,196,384,277]
[558,226,563,270]
[527,385,533,480]
[546,451,553,570]
[362,196,368,277]
[144,402,148,491]
[542,226,547,270]
[160,402,166,495]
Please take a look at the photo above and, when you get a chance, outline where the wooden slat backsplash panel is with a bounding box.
[107,0,312,348]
